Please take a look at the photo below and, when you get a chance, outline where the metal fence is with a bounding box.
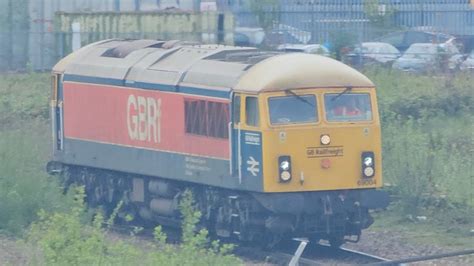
[0,0,473,72]
[234,0,474,46]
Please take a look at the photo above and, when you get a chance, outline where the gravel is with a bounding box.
[2,228,472,265]
[0,236,28,265]
[343,229,474,265]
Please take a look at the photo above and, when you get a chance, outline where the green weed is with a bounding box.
[0,119,72,236]
[365,69,473,217]
[27,188,241,265]
[0,73,50,128]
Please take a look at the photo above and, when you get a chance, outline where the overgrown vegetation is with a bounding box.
[27,188,240,265]
[0,73,50,127]
[0,74,71,236]
[364,68,473,226]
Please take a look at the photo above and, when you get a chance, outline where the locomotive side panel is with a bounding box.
[56,77,262,191]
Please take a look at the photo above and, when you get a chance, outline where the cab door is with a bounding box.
[230,93,241,176]
[231,93,263,189]
[51,73,64,152]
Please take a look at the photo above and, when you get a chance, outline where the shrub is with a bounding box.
[0,119,72,236]
[27,188,241,265]
[367,70,474,215]
[0,73,50,128]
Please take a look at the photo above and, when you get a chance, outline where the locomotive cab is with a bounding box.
[231,55,382,194]
[262,88,381,193]
[227,54,388,245]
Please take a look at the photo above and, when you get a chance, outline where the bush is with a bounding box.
[27,188,241,265]
[0,119,72,236]
[364,69,474,215]
[0,73,50,128]
[382,116,472,214]
[365,69,473,121]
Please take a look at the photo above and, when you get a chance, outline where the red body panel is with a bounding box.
[63,82,230,159]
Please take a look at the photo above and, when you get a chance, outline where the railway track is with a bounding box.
[234,240,391,265]
[109,224,473,265]
[237,240,474,265]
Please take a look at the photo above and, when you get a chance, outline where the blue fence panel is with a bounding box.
[233,0,473,48]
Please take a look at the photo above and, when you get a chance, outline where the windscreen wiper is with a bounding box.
[285,89,315,107]
[331,86,352,101]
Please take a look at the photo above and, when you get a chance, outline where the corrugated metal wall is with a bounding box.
[0,0,29,72]
[55,11,234,60]
[0,0,473,71]
[28,0,199,71]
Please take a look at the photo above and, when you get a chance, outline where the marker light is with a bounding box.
[280,160,290,171]
[361,152,375,178]
[363,157,373,167]
[278,155,292,182]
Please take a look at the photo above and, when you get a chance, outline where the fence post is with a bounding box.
[114,0,120,12]
[7,0,13,70]
[72,22,81,51]
[135,0,140,11]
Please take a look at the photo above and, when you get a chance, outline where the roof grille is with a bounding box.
[101,40,165,58]
[205,50,280,64]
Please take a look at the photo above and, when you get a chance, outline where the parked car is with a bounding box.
[234,27,265,47]
[374,30,462,53]
[277,44,330,56]
[392,43,464,73]
[343,42,401,67]
[460,50,474,71]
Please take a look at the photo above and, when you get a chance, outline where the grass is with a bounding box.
[26,188,241,265]
[0,120,69,235]
[363,68,473,248]
[0,73,73,236]
[371,204,474,249]
[0,73,50,128]
[0,73,241,264]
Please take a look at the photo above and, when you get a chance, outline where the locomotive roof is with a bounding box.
[53,39,374,96]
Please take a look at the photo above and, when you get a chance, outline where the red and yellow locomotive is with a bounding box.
[48,39,389,247]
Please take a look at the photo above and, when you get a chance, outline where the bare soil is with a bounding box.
[0,236,28,266]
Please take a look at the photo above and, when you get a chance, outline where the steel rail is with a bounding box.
[338,246,392,263]
[366,249,474,266]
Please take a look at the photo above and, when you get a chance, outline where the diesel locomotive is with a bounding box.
[47,39,389,247]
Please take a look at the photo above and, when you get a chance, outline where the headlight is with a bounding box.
[361,152,375,178]
[280,171,291,181]
[363,167,375,177]
[278,155,292,182]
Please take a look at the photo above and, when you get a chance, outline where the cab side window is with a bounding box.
[233,95,241,124]
[245,96,259,127]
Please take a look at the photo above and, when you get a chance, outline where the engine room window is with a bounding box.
[245,97,259,127]
[324,93,372,122]
[268,95,317,125]
[185,99,229,139]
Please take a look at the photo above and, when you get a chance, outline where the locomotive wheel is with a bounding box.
[309,235,321,245]
[329,235,344,248]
